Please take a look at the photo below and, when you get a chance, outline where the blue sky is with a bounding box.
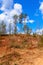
[0,0,43,34]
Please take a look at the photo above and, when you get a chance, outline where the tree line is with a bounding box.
[0,13,32,35]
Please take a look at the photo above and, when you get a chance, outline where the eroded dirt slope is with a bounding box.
[0,47,43,65]
[0,34,43,65]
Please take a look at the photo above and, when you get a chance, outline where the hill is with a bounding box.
[0,34,43,65]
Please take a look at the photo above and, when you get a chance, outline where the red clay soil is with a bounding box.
[0,34,43,65]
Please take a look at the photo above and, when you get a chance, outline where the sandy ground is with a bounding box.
[0,47,43,65]
[13,48,43,65]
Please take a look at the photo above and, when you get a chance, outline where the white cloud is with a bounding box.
[10,9,20,17]
[10,3,22,17]
[0,3,23,22]
[36,28,43,35]
[23,19,34,24]
[29,20,34,23]
[23,19,28,23]
[0,0,14,11]
[22,16,34,24]
[14,3,22,13]
[0,12,14,25]
[0,1,22,16]
[0,3,23,33]
[0,13,5,21]
[39,2,43,14]
[0,1,34,33]
[0,1,34,24]
[0,0,23,29]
